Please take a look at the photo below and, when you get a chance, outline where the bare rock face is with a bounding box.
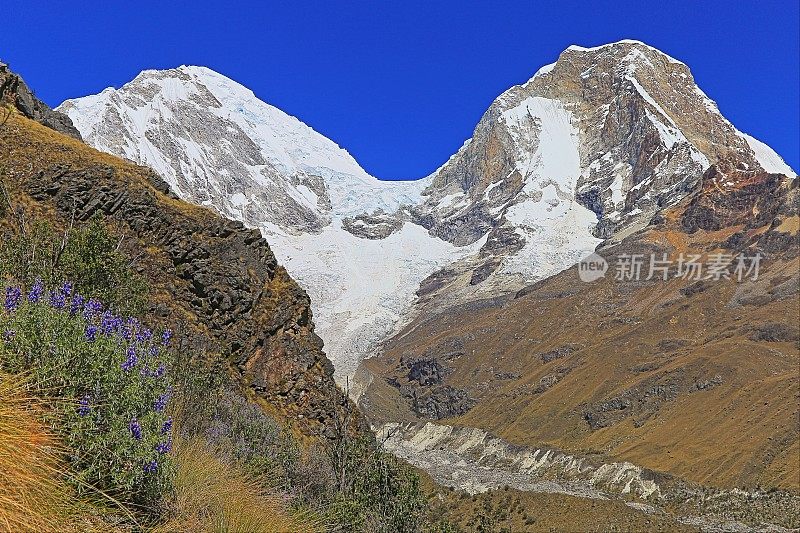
[0,63,82,140]
[414,40,786,251]
[681,165,796,236]
[341,210,405,239]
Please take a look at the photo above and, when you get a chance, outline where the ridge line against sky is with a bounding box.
[2,0,798,180]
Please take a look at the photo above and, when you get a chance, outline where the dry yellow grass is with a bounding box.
[0,373,318,532]
[0,372,72,532]
[0,373,127,533]
[156,438,321,533]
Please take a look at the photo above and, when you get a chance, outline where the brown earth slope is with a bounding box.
[361,164,800,491]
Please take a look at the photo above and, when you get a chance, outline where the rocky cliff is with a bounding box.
[0,78,349,434]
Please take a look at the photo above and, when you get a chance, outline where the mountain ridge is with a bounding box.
[57,40,796,386]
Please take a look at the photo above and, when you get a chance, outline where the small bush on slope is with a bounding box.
[324,427,427,532]
[155,438,320,533]
[0,213,148,315]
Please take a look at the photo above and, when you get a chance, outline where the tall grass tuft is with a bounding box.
[0,373,129,532]
[0,373,70,531]
[156,438,321,533]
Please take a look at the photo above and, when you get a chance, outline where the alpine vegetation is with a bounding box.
[0,278,175,507]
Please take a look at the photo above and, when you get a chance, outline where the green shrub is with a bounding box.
[325,427,427,532]
[0,280,174,510]
[0,213,147,314]
[172,357,301,493]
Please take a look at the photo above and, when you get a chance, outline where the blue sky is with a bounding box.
[3,1,798,179]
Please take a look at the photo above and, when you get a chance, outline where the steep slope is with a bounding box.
[59,41,796,387]
[361,163,799,494]
[0,107,348,434]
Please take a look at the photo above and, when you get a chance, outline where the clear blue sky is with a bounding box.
[3,1,798,179]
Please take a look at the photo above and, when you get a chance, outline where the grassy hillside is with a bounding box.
[0,109,431,531]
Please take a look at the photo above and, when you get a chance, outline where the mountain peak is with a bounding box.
[566,39,681,59]
[59,47,795,385]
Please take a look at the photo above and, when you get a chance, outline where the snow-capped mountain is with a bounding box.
[58,65,473,382]
[408,40,795,300]
[58,40,795,384]
[60,66,425,232]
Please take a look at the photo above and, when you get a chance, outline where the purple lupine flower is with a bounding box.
[121,345,138,371]
[4,286,21,312]
[69,294,85,317]
[60,281,73,297]
[49,289,66,309]
[161,329,173,347]
[153,392,169,413]
[143,460,158,473]
[77,396,91,417]
[160,417,173,435]
[129,418,142,440]
[121,318,137,341]
[136,327,153,343]
[27,279,43,303]
[3,330,15,342]
[83,299,103,320]
[155,439,172,455]
[84,325,98,343]
[153,364,166,378]
[100,311,121,336]
[149,345,160,357]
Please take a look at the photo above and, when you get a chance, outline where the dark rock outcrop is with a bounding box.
[383,339,474,420]
[341,210,403,239]
[681,166,790,236]
[749,323,800,343]
[0,104,354,436]
[0,63,82,140]
[409,386,475,419]
[539,344,580,363]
